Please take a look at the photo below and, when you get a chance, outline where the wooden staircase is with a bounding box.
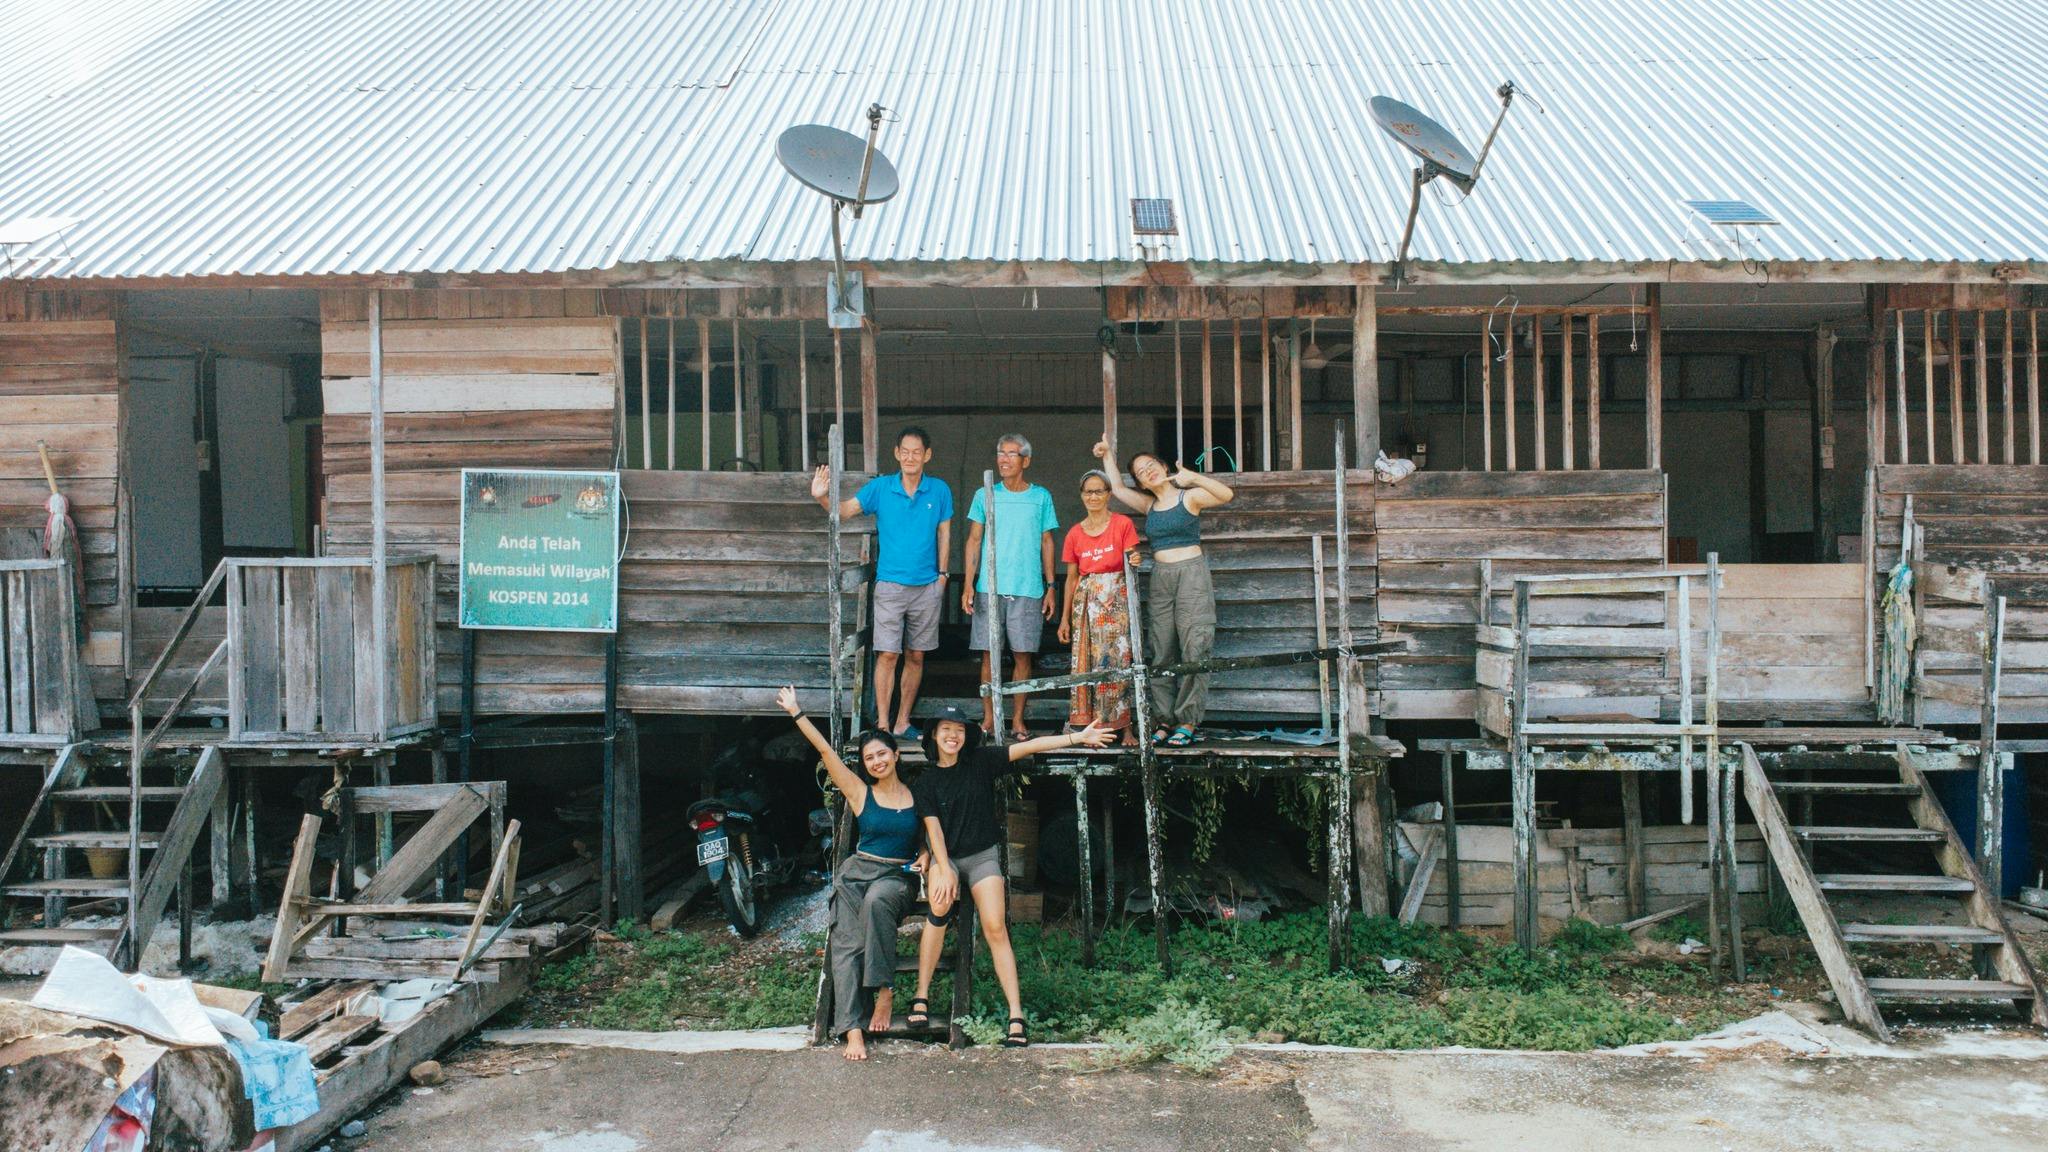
[1741,742,2046,1040]
[0,743,224,967]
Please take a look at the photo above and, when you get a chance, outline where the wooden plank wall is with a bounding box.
[1375,471,1668,719]
[1406,822,1763,928]
[1693,564,1869,722]
[323,470,871,715]
[1875,465,2048,723]
[1196,470,1374,719]
[0,288,122,716]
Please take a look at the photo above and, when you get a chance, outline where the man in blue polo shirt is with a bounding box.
[813,426,952,738]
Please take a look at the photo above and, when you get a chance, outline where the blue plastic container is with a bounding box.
[1929,763,2032,899]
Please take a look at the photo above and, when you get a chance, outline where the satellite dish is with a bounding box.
[1369,83,1517,286]
[776,125,899,207]
[1369,98,1478,191]
[774,106,901,328]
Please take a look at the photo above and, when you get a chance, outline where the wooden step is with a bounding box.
[1867,977,2032,1001]
[1815,873,1975,893]
[1794,826,1942,842]
[870,1011,952,1040]
[2,878,131,897]
[893,954,957,974]
[1840,923,2006,945]
[0,926,122,944]
[31,832,160,850]
[52,787,184,804]
[1769,782,1920,796]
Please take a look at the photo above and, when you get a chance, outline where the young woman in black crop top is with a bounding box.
[1093,440,1235,745]
[779,686,956,1061]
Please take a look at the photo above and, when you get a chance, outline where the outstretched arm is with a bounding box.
[810,466,864,520]
[1093,439,1154,514]
[1174,464,1235,514]
[1008,718,1114,761]
[776,686,867,808]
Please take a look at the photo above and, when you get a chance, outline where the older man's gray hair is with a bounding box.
[997,432,1034,458]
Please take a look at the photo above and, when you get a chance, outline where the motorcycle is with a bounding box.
[689,737,832,936]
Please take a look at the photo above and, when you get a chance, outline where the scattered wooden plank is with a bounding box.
[299,1014,380,1064]
[280,980,376,1042]
[1617,899,1704,933]
[1398,827,1441,924]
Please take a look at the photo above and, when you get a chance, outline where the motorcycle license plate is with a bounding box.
[696,837,730,865]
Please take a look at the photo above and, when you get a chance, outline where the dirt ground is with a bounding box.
[344,1034,2048,1152]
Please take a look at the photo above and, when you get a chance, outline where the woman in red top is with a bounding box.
[1057,471,1141,743]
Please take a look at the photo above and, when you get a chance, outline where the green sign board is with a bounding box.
[458,468,620,632]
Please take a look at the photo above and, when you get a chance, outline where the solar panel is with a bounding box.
[1684,199,1778,226]
[1131,198,1178,235]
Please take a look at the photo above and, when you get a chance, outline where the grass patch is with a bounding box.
[527,910,1758,1052]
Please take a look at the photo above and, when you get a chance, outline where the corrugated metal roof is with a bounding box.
[1,0,2044,280]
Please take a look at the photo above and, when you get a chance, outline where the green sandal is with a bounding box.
[1164,725,1198,746]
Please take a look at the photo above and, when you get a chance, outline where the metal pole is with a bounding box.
[828,425,845,750]
[982,469,1006,735]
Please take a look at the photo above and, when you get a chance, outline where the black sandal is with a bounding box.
[906,997,930,1030]
[1002,1016,1029,1048]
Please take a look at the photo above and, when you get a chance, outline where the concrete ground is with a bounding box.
[348,1034,2048,1152]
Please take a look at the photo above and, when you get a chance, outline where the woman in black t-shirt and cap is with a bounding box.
[778,686,957,1061]
[906,703,1112,1047]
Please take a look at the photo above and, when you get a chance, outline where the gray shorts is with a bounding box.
[969,592,1045,653]
[953,844,1004,890]
[873,579,944,653]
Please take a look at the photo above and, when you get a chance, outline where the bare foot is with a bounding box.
[1010,726,1031,741]
[843,1029,868,1061]
[869,988,894,1033]
[1119,732,1139,747]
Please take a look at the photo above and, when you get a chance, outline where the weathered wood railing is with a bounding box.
[0,556,84,741]
[225,556,437,741]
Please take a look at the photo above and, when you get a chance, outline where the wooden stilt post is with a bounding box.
[1976,310,1991,464]
[1950,309,1965,464]
[1102,345,1119,461]
[1561,315,1575,470]
[1505,322,1518,471]
[1510,579,1536,952]
[1532,318,1547,471]
[860,321,878,472]
[699,318,713,470]
[1812,326,1838,562]
[1074,771,1094,967]
[1924,311,1938,466]
[1621,773,1646,920]
[1120,554,1168,971]
[600,631,618,925]
[1232,319,1244,470]
[731,318,744,467]
[1440,748,1461,928]
[1288,321,1303,468]
[1174,319,1185,463]
[1980,592,2006,898]
[797,319,810,469]
[640,317,652,467]
[1260,316,1273,471]
[666,316,677,469]
[369,291,388,742]
[1481,319,1494,471]
[1354,285,1380,467]
[1587,315,1601,468]
[2005,308,2017,464]
[1646,286,1663,470]
[1201,317,1214,466]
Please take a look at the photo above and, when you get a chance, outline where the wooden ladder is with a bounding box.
[1740,741,2046,1041]
[0,743,224,967]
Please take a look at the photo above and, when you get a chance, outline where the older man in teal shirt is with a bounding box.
[962,432,1059,738]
